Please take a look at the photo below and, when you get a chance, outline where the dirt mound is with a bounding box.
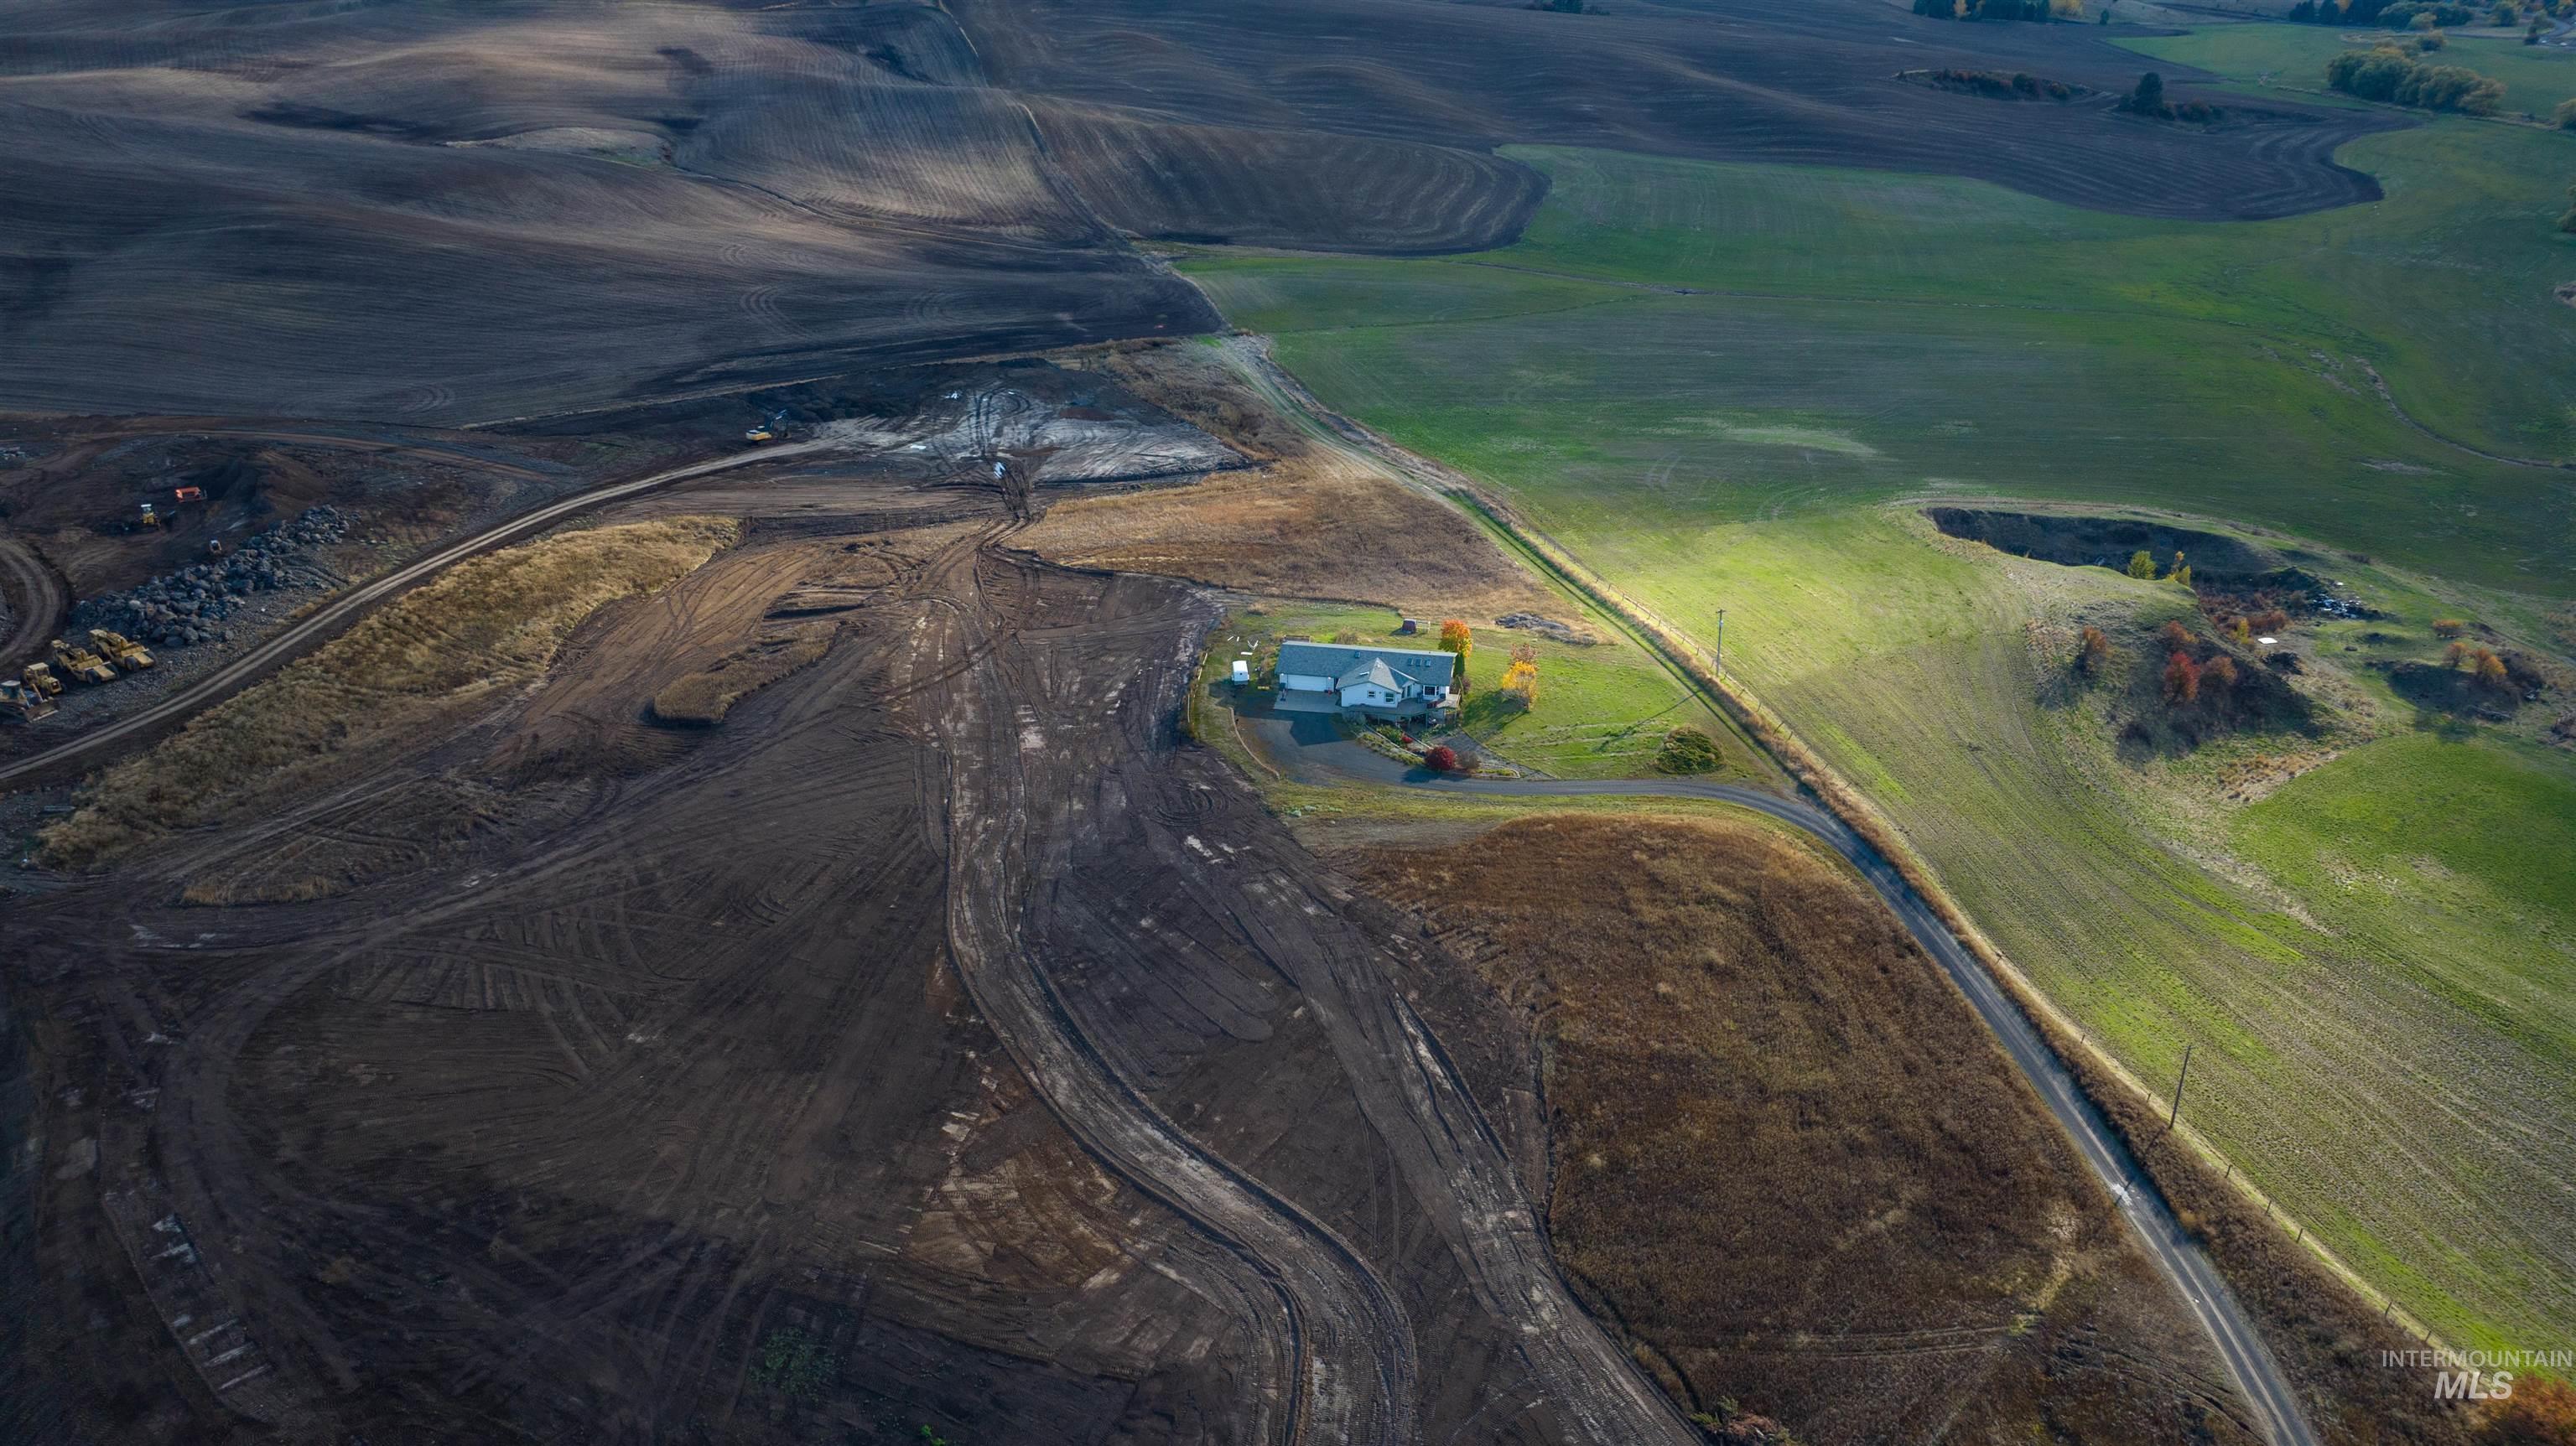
[649,621,837,726]
[1927,507,2276,579]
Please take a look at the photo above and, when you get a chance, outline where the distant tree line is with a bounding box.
[2287,0,2481,23]
[1917,67,2082,100]
[2324,44,2506,112]
[1911,0,2083,22]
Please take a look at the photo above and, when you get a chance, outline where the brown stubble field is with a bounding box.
[1345,811,2261,1446]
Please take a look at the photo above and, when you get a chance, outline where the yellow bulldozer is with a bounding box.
[50,637,118,686]
[21,661,63,697]
[90,628,154,671]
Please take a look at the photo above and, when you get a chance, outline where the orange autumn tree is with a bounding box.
[1438,619,1473,692]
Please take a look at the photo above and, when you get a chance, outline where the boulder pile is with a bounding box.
[71,506,349,649]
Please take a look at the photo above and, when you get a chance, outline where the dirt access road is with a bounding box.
[912,529,1701,1444]
[0,434,844,791]
[0,535,67,671]
[1246,715,2319,1446]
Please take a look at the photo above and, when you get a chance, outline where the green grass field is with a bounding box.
[1181,123,2576,1353]
[2123,21,2576,118]
[1193,122,2576,596]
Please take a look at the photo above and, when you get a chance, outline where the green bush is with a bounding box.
[2324,44,2506,111]
[1655,727,1724,775]
[750,1327,838,1399]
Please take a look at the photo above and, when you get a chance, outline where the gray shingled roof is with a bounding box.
[1336,656,1402,692]
[1276,640,1456,690]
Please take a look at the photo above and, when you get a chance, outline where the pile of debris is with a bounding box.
[1495,612,1597,645]
[70,506,349,650]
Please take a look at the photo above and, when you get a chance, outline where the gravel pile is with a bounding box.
[70,506,349,649]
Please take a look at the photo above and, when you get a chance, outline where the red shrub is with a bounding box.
[2163,650,2201,704]
[1422,744,1459,773]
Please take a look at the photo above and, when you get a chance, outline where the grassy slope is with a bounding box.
[2123,23,2576,118]
[1193,122,2576,594]
[1180,129,2576,1352]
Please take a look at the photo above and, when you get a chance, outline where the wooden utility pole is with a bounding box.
[2168,1044,2193,1132]
[1714,609,1726,678]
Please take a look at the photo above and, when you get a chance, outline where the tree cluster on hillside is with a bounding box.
[2155,620,2267,722]
[2117,71,2225,122]
[1910,0,2084,21]
[2325,45,2506,112]
[2446,640,2514,692]
[2288,0,2479,24]
[2556,100,2576,131]
[1916,67,2081,101]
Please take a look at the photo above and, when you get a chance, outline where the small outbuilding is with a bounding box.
[1275,640,1457,718]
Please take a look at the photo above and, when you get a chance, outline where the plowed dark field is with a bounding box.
[958,0,2392,228]
[0,459,1706,1443]
[3,0,2386,424]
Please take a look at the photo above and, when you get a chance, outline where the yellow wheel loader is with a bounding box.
[21,661,63,697]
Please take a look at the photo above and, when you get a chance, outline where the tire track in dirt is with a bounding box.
[906,526,1407,1445]
[909,526,1706,1444]
[0,531,69,670]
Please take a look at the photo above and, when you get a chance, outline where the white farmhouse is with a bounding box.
[1274,640,1459,719]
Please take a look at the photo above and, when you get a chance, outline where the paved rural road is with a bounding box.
[0,436,843,792]
[1251,715,2322,1446]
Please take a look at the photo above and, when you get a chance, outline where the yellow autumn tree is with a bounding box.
[1499,642,1540,708]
